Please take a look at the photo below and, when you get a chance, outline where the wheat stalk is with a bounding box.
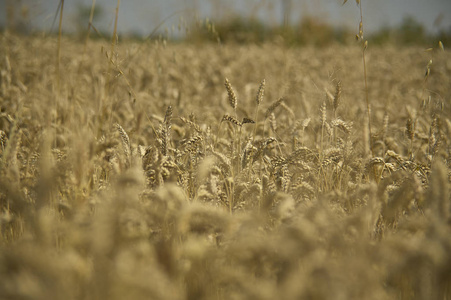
[114,123,131,167]
[357,1,374,159]
[82,0,97,57]
[105,0,121,125]
[265,97,284,119]
[252,79,265,141]
[221,114,242,127]
[161,105,173,156]
[224,78,237,112]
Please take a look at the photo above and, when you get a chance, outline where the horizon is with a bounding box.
[1,0,451,38]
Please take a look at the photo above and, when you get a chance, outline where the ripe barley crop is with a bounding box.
[0,11,450,300]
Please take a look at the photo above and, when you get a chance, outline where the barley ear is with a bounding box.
[224,78,237,110]
[320,100,327,125]
[222,114,242,127]
[242,117,255,124]
[265,97,284,119]
[114,123,131,165]
[256,79,265,106]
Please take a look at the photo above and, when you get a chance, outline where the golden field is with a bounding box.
[0,31,450,300]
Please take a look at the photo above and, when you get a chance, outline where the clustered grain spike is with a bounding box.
[224,78,237,110]
[256,79,265,105]
[265,97,284,119]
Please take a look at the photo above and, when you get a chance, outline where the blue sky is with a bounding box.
[2,0,451,36]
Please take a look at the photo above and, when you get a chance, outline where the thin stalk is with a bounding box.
[214,120,222,150]
[359,1,373,158]
[237,125,242,174]
[247,105,260,179]
[56,0,64,96]
[333,109,337,145]
[106,0,121,126]
[83,0,96,57]
[55,0,64,147]
[252,105,260,142]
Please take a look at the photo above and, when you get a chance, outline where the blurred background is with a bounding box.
[1,0,451,45]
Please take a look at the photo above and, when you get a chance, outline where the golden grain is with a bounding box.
[0,29,450,300]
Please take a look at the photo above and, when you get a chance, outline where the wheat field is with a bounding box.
[0,23,450,300]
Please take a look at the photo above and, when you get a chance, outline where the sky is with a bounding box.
[1,0,451,37]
